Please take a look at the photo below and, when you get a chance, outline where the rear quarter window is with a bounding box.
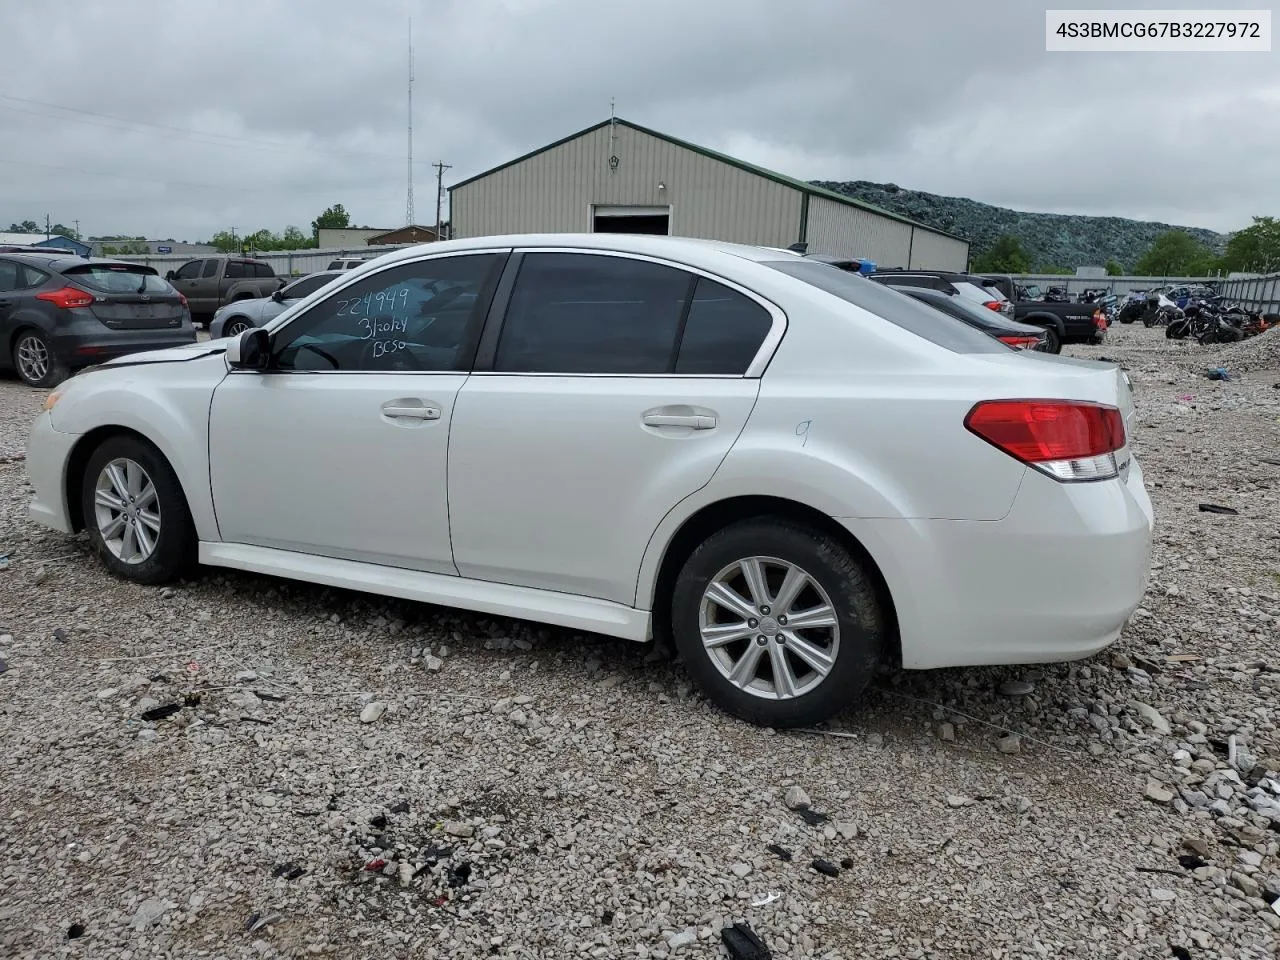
[765,260,1007,354]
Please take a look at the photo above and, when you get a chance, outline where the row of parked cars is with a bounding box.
[23,231,1153,729]
[2,242,1109,388]
[0,249,370,386]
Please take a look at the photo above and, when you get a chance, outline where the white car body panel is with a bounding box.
[448,374,759,604]
[208,371,464,574]
[25,232,1154,673]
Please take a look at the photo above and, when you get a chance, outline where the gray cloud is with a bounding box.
[0,0,1274,240]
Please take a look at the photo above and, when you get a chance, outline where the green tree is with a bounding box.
[7,220,38,233]
[310,203,350,238]
[972,234,1029,273]
[50,223,80,240]
[208,230,240,253]
[1220,216,1280,274]
[1133,230,1217,276]
[1105,259,1124,276]
[280,225,313,249]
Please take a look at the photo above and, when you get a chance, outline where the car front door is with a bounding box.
[168,259,206,311]
[207,250,508,573]
[447,250,777,605]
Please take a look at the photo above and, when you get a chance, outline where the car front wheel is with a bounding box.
[1040,327,1062,353]
[670,519,886,728]
[81,435,196,584]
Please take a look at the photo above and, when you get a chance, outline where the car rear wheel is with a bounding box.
[224,318,252,337]
[81,435,196,584]
[1040,327,1062,353]
[13,329,69,388]
[670,519,885,728]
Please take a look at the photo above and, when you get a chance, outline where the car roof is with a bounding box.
[363,233,798,271]
[290,269,345,282]
[0,252,154,271]
[870,268,978,283]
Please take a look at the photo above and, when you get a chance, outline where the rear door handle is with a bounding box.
[642,413,717,430]
[381,401,441,421]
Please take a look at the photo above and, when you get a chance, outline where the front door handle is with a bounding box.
[381,400,441,421]
[642,412,717,430]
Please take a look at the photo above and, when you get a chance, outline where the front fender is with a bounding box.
[48,357,227,540]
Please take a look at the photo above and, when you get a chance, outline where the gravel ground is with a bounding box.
[1,324,1278,960]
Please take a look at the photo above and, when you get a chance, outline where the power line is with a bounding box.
[0,93,437,167]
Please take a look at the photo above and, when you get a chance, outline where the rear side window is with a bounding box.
[20,265,47,288]
[675,277,773,374]
[64,264,173,294]
[495,253,690,374]
[254,262,274,278]
[226,261,248,280]
[0,260,18,292]
[201,260,219,279]
[765,260,1007,354]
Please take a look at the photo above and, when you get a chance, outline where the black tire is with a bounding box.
[12,329,69,388]
[223,318,252,337]
[1040,327,1062,353]
[81,435,196,585]
[670,519,886,728]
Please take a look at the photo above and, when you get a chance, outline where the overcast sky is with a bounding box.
[0,0,1274,242]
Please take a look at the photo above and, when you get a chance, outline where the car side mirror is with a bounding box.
[271,289,285,303]
[226,327,270,370]
[165,271,175,281]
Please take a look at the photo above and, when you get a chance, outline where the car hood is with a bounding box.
[91,341,227,370]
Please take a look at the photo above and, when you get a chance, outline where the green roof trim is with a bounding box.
[448,118,968,245]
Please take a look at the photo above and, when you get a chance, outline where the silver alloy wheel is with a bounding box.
[93,458,161,564]
[16,334,49,384]
[225,319,250,336]
[699,555,840,700]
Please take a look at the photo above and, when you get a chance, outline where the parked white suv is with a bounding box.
[25,234,1154,728]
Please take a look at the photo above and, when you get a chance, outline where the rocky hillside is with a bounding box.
[811,180,1228,270]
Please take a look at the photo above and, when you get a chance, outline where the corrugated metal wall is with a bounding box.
[907,229,969,271]
[451,124,803,246]
[804,196,913,266]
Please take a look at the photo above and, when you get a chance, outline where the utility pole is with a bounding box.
[45,213,51,239]
[73,219,80,240]
[406,18,415,226]
[433,162,451,241]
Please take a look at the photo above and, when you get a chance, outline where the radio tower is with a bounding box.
[405,18,415,226]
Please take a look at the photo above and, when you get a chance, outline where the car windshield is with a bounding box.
[765,260,1007,353]
[63,264,173,294]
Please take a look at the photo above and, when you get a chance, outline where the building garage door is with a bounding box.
[592,205,671,236]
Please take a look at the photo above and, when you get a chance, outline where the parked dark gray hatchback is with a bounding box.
[0,253,196,387]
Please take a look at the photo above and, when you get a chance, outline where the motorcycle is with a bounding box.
[1142,291,1181,327]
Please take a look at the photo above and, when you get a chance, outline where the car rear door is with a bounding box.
[446,249,777,606]
[208,250,507,573]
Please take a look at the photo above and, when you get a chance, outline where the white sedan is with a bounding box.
[25,234,1154,728]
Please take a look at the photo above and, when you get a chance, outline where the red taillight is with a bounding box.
[1093,310,1106,329]
[35,286,94,310]
[982,300,1004,312]
[997,335,1041,350]
[177,292,188,308]
[965,400,1126,482]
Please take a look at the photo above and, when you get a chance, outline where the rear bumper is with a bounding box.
[842,457,1154,670]
[26,411,79,534]
[51,318,197,367]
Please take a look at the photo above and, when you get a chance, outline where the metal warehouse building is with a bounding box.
[448,118,969,270]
